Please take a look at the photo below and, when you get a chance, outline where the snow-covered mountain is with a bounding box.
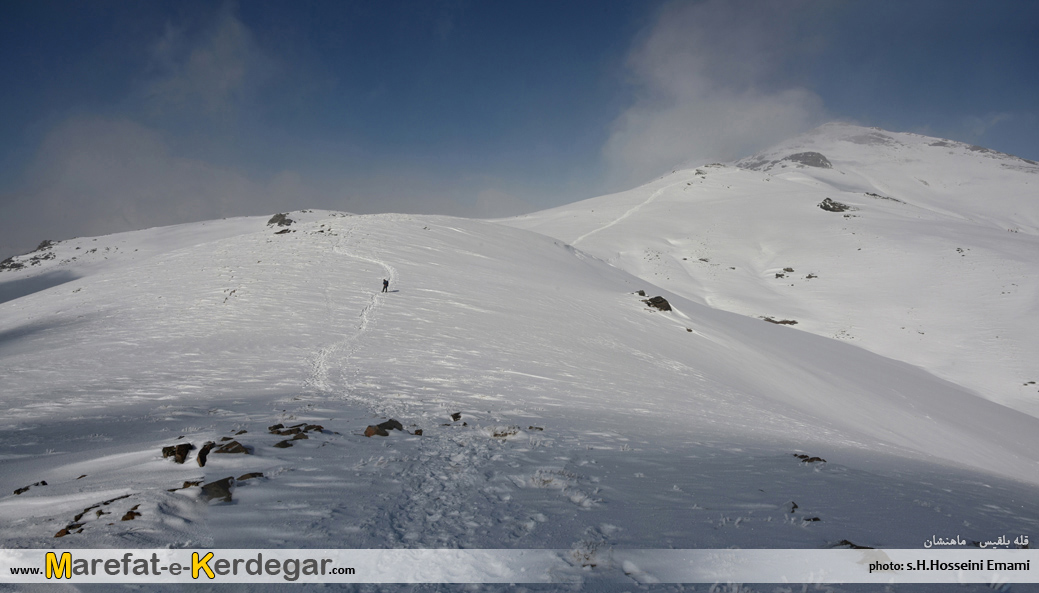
[2,126,1039,591]
[505,122,1039,417]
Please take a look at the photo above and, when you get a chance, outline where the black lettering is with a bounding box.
[283,559,299,581]
[246,555,262,576]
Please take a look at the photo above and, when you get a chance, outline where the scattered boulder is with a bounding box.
[237,472,264,481]
[793,453,826,463]
[364,420,405,437]
[235,429,248,435]
[121,505,141,521]
[13,480,47,495]
[643,296,672,311]
[450,412,462,421]
[492,426,521,439]
[274,228,292,235]
[763,317,798,325]
[291,432,309,440]
[364,425,389,437]
[267,213,294,227]
[162,443,195,464]
[268,424,284,432]
[214,441,249,454]
[636,290,646,297]
[168,479,204,492]
[819,198,851,212]
[378,419,404,432]
[196,442,216,467]
[273,440,293,448]
[413,429,423,436]
[200,477,235,503]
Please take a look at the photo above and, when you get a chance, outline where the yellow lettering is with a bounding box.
[192,552,215,579]
[46,552,71,579]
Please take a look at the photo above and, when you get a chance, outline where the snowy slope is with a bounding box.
[2,207,1039,588]
[504,123,1039,417]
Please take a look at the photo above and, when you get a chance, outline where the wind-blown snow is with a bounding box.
[2,127,1039,592]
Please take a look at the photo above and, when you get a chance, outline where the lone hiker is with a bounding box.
[382,279,389,293]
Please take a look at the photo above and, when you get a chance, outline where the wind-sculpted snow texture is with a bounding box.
[506,123,1039,419]
[2,196,1039,590]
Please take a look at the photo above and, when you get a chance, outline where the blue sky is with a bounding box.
[1,0,1037,259]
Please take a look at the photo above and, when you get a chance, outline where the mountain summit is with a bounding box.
[505,123,1039,416]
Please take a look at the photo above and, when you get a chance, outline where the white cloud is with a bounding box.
[603,0,828,187]
[2,116,311,255]
[146,4,272,114]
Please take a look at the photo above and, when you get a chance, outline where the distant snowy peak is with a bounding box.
[736,122,1039,174]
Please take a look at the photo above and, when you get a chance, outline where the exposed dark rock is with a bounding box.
[219,436,233,441]
[819,198,851,212]
[364,425,389,437]
[275,229,291,235]
[13,480,47,495]
[214,441,249,454]
[803,517,821,522]
[268,213,294,227]
[378,419,404,432]
[783,267,794,273]
[0,256,25,272]
[291,432,309,440]
[268,424,284,432]
[196,442,216,467]
[168,480,204,491]
[273,440,293,448]
[235,429,248,435]
[763,317,798,325]
[783,152,832,168]
[238,472,264,481]
[162,443,195,463]
[643,296,672,311]
[636,290,646,297]
[787,501,798,513]
[528,426,544,431]
[794,453,826,463]
[493,426,521,438]
[413,429,423,436]
[200,477,235,503]
[274,427,302,436]
[450,412,462,421]
[832,539,873,549]
[303,424,324,432]
[102,494,132,505]
[121,505,141,521]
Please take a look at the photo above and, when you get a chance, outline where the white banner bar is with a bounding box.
[1,549,1036,584]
